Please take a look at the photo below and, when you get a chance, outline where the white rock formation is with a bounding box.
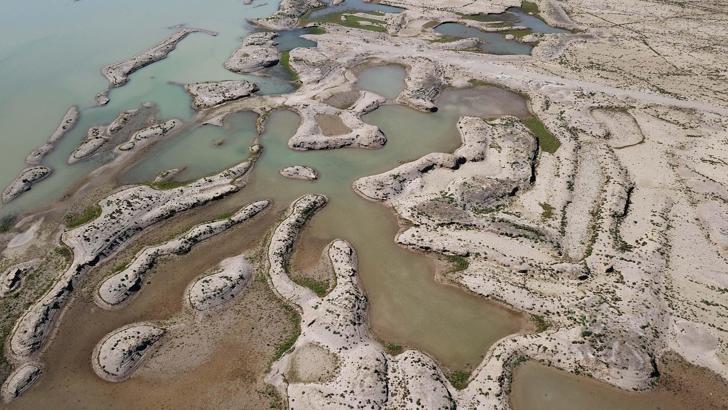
[107,109,139,134]
[25,106,79,165]
[267,232,455,408]
[8,160,253,359]
[96,200,269,308]
[68,125,109,164]
[2,166,52,203]
[184,80,259,109]
[396,57,444,112]
[0,260,40,297]
[280,165,319,181]
[115,119,182,153]
[102,28,216,88]
[224,32,280,73]
[256,0,325,30]
[1,363,42,404]
[185,254,253,311]
[91,323,165,382]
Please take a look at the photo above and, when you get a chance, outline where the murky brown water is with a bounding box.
[510,360,726,410]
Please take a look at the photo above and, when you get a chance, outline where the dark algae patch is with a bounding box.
[524,116,560,153]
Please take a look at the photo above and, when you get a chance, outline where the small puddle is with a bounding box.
[275,27,319,52]
[435,23,534,55]
[510,361,693,410]
[435,7,567,55]
[306,0,403,20]
[356,64,406,100]
[315,113,352,136]
[466,7,567,34]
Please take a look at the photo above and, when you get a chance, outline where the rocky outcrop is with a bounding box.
[116,119,182,152]
[107,109,139,134]
[256,0,324,30]
[280,165,319,181]
[0,260,40,297]
[287,97,387,150]
[153,167,186,184]
[68,109,141,164]
[92,323,165,382]
[25,106,79,165]
[96,200,269,308]
[2,166,52,203]
[268,195,327,307]
[102,28,216,88]
[184,80,258,109]
[68,125,109,164]
[8,160,252,359]
[1,363,42,403]
[396,57,444,112]
[224,32,279,73]
[267,238,455,408]
[185,254,253,311]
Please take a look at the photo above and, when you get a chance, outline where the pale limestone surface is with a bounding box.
[1,166,52,204]
[184,80,258,109]
[185,254,253,311]
[8,160,252,360]
[25,106,79,165]
[0,363,42,404]
[102,28,216,88]
[280,165,318,181]
[96,200,268,308]
[266,199,455,408]
[92,323,165,382]
[0,260,40,297]
[224,32,279,73]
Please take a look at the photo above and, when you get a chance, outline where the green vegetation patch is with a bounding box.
[150,180,187,190]
[0,214,16,233]
[523,116,560,154]
[311,11,388,33]
[447,255,470,273]
[64,205,102,228]
[294,276,330,297]
[539,202,554,220]
[279,50,299,82]
[521,1,540,15]
[307,26,327,35]
[447,370,471,390]
[384,343,404,355]
[54,245,73,265]
[429,34,461,43]
[531,314,550,332]
[274,304,301,360]
[502,28,532,40]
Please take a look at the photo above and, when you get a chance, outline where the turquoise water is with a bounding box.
[0,0,289,217]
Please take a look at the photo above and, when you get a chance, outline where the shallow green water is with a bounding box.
[356,64,406,100]
[0,0,291,217]
[435,7,566,55]
[435,23,534,55]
